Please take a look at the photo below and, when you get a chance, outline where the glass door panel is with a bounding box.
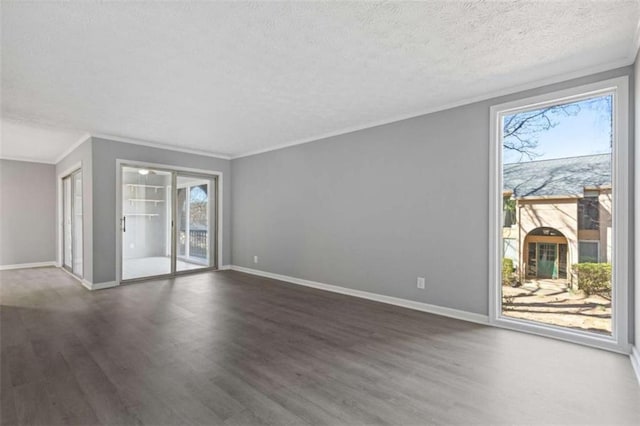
[72,170,83,276]
[121,166,172,280]
[62,170,83,277]
[537,243,557,279]
[63,176,72,270]
[176,174,216,272]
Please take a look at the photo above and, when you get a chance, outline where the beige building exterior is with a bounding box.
[502,154,611,282]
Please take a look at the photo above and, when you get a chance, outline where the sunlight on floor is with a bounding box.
[123,256,206,280]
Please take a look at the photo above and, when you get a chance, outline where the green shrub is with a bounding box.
[502,258,515,286]
[571,263,611,297]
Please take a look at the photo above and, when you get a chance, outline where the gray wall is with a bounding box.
[0,159,56,265]
[56,139,93,282]
[91,138,231,284]
[232,66,633,316]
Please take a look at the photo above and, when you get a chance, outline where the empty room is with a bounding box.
[1,1,640,425]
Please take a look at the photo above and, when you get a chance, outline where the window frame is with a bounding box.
[489,76,629,354]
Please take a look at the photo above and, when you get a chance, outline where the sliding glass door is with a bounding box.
[120,165,218,282]
[62,169,83,277]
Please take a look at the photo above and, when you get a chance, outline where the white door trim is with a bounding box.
[115,159,224,285]
[489,76,630,354]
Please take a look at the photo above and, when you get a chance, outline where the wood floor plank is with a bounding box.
[4,343,45,388]
[209,371,310,426]
[1,266,639,425]
[43,373,102,426]
[57,334,142,425]
[12,380,64,426]
[86,348,188,426]
[0,386,18,426]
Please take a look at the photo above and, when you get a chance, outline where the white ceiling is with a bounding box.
[2,1,639,162]
[0,118,87,163]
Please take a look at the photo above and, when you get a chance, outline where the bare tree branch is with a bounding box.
[503,103,581,160]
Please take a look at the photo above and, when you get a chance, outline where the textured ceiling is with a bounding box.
[1,1,639,161]
[0,118,87,163]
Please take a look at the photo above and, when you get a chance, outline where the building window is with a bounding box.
[578,241,599,263]
[578,195,599,230]
[503,238,517,261]
[503,198,516,227]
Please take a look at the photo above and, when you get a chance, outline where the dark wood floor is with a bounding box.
[1,267,639,425]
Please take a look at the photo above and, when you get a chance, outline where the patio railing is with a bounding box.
[179,229,208,259]
[189,229,207,259]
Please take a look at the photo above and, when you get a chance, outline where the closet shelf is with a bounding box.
[126,184,165,189]
[128,199,165,203]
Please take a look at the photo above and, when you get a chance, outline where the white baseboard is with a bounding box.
[0,261,57,271]
[82,279,118,291]
[218,264,232,270]
[631,346,640,385]
[229,265,489,325]
[57,266,118,291]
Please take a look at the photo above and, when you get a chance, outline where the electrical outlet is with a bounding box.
[253,255,258,264]
[417,277,425,289]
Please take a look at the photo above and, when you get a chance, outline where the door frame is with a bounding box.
[62,174,73,271]
[488,76,629,354]
[57,162,84,279]
[175,176,211,263]
[173,172,219,277]
[115,159,223,285]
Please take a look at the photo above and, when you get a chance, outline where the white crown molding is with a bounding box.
[629,19,640,63]
[91,133,232,161]
[0,156,56,164]
[231,56,634,159]
[631,346,640,385]
[0,261,56,270]
[229,265,489,325]
[54,133,91,164]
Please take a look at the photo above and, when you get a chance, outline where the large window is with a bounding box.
[490,76,629,352]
